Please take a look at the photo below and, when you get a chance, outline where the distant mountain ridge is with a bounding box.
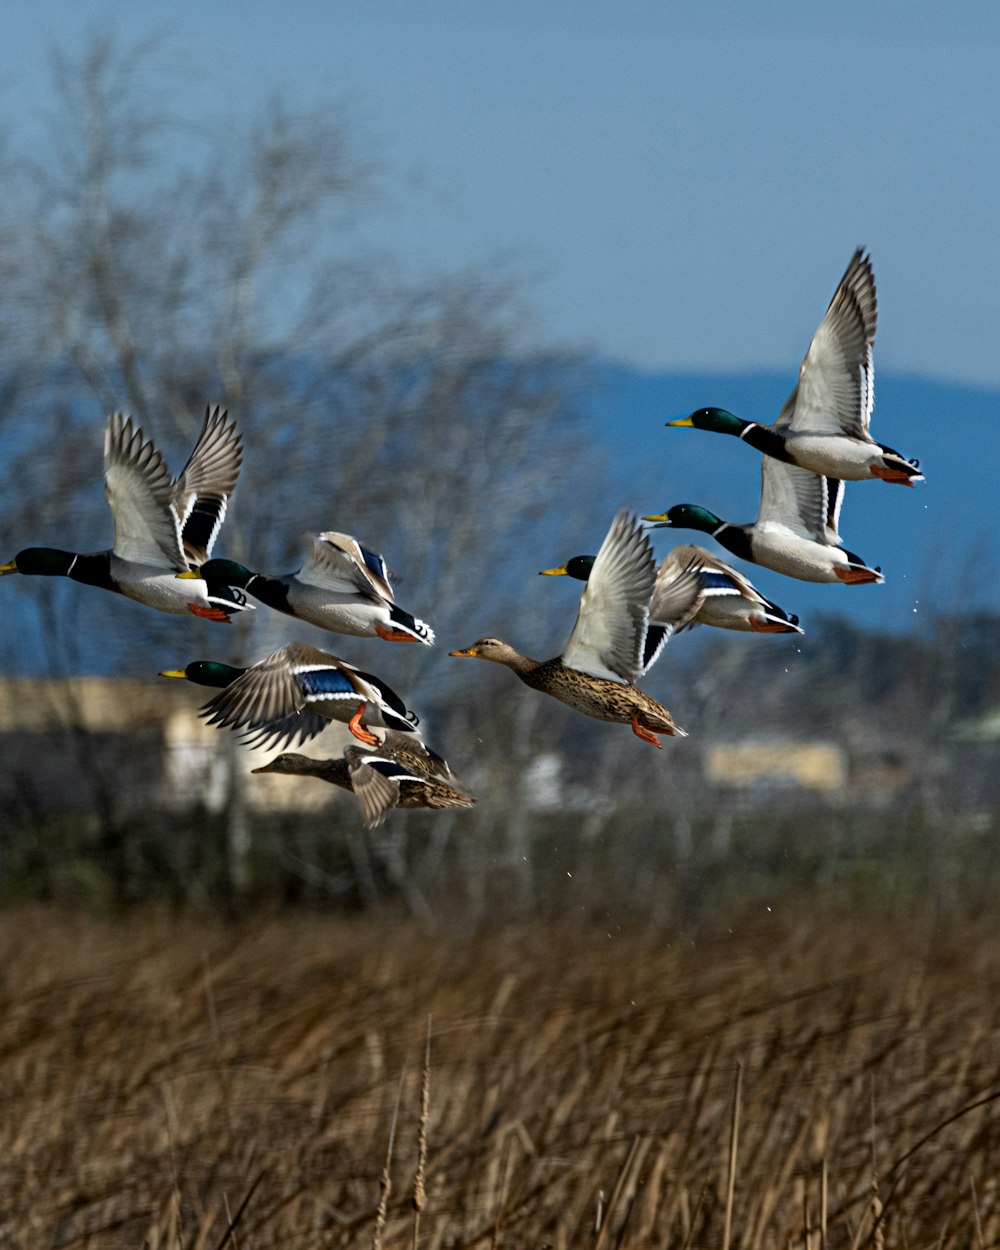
[576,364,998,633]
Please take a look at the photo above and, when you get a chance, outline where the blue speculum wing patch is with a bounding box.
[359,543,389,585]
[700,572,738,594]
[298,668,356,698]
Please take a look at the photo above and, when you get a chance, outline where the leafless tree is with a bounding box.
[5,34,990,919]
[0,31,596,902]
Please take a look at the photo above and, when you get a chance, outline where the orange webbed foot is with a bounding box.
[189,604,231,623]
[750,617,793,633]
[348,703,379,746]
[375,625,418,643]
[833,567,881,585]
[631,713,663,748]
[871,466,916,487]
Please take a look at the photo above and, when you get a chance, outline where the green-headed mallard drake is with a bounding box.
[541,542,802,639]
[666,250,922,486]
[252,732,475,828]
[159,641,420,748]
[450,509,686,747]
[196,531,433,643]
[644,460,883,585]
[1,407,245,620]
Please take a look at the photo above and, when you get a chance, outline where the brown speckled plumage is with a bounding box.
[449,639,685,742]
[252,733,475,827]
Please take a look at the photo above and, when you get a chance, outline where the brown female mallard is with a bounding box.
[450,509,687,748]
[252,732,474,827]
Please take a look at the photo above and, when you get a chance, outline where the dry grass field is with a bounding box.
[2,904,1000,1248]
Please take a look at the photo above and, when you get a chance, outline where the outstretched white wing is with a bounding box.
[757,459,842,547]
[775,248,877,440]
[104,412,187,569]
[561,510,655,683]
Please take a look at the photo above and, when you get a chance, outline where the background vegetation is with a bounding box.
[0,35,997,918]
[0,32,998,1245]
[4,906,1000,1248]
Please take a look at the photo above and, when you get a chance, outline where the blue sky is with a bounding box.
[3,1,999,384]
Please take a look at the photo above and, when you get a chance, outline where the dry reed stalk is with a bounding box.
[862,1112,885,1250]
[193,1210,219,1250]
[680,1184,708,1250]
[511,1119,536,1156]
[656,1137,693,1237]
[800,1175,810,1250]
[678,1186,691,1240]
[144,1191,179,1250]
[634,1141,670,1241]
[212,1171,264,1250]
[373,1074,403,1250]
[970,1175,985,1250]
[537,1061,592,1139]
[655,1032,723,1238]
[870,1185,885,1250]
[411,1016,432,1250]
[982,1181,1000,1246]
[490,1131,515,1250]
[222,1193,239,1250]
[481,1137,505,1220]
[593,1133,649,1250]
[722,1062,743,1250]
[745,1112,811,1250]
[820,1157,828,1250]
[201,950,238,1143]
[156,1081,185,1250]
[8,912,1000,1247]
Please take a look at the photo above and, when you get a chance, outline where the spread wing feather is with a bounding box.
[649,547,708,630]
[636,547,706,675]
[561,510,655,683]
[296,532,395,602]
[200,642,362,749]
[172,406,242,565]
[681,545,766,605]
[104,412,187,569]
[774,248,877,439]
[757,459,842,547]
[345,755,402,828]
[198,642,418,750]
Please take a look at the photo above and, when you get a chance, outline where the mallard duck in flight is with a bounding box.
[541,542,802,637]
[1,407,244,620]
[644,461,883,585]
[666,250,922,486]
[252,732,475,828]
[196,531,433,643]
[451,509,687,747]
[160,642,420,748]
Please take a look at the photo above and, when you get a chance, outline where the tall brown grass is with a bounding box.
[0,904,998,1247]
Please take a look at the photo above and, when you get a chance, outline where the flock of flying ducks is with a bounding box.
[1,249,921,827]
